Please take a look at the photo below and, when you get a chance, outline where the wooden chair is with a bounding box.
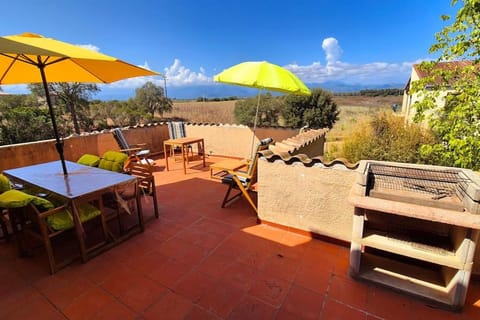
[2,190,106,274]
[112,128,152,165]
[103,162,158,240]
[221,138,273,213]
[129,163,159,221]
[167,121,193,160]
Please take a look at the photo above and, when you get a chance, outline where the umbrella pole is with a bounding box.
[39,65,68,175]
[250,90,262,158]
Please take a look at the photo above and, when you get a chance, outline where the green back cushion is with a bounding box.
[98,151,128,172]
[0,174,11,193]
[0,189,54,210]
[46,203,101,231]
[77,154,101,167]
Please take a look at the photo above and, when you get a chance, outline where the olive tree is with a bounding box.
[134,81,172,119]
[282,88,339,129]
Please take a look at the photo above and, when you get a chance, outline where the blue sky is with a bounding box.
[1,0,460,99]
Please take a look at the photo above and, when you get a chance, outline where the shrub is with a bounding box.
[341,112,437,164]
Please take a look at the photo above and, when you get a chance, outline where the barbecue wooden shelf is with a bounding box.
[349,201,480,311]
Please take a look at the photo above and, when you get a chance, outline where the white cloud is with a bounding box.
[322,37,342,65]
[77,44,100,52]
[163,59,210,86]
[285,37,420,85]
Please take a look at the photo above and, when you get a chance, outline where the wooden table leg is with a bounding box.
[201,139,206,167]
[163,142,169,171]
[182,142,187,174]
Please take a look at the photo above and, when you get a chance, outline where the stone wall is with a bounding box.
[257,159,357,242]
[257,156,480,276]
[0,123,298,171]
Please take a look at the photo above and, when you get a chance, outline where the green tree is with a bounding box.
[234,93,282,127]
[0,106,53,144]
[134,81,172,119]
[283,88,339,129]
[28,83,100,134]
[409,0,480,170]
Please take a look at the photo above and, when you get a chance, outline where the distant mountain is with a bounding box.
[93,81,406,101]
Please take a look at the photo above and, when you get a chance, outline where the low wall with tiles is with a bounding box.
[256,154,480,276]
[257,158,357,242]
[0,123,298,171]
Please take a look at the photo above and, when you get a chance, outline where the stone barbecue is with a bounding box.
[349,160,480,311]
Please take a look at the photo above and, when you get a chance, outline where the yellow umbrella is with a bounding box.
[0,32,160,175]
[214,61,311,156]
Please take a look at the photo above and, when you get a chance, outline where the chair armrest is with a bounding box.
[120,147,142,153]
[35,204,69,218]
[130,143,147,148]
[227,170,250,179]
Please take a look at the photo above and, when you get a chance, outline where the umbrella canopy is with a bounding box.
[0,32,160,175]
[214,61,311,156]
[214,61,311,96]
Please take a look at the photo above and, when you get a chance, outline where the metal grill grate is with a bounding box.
[367,163,465,200]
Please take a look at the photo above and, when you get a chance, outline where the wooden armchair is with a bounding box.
[221,138,273,213]
[103,162,158,240]
[112,128,152,165]
[1,190,106,274]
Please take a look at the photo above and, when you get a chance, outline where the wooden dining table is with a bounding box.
[163,137,206,174]
[3,160,138,263]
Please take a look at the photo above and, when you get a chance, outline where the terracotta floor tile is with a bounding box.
[118,275,169,313]
[275,309,303,320]
[184,305,221,320]
[198,278,245,318]
[128,249,169,275]
[40,276,95,310]
[3,292,65,320]
[328,274,368,310]
[191,218,237,238]
[175,227,225,250]
[228,295,277,320]
[144,291,193,320]
[156,238,210,266]
[0,286,39,318]
[221,261,258,292]
[175,269,217,302]
[63,287,115,320]
[321,298,367,320]
[294,263,332,294]
[248,270,291,307]
[100,266,141,298]
[366,285,413,320]
[280,284,325,320]
[196,250,237,278]
[147,257,192,288]
[260,253,300,282]
[91,300,137,320]
[301,246,339,270]
[409,300,462,320]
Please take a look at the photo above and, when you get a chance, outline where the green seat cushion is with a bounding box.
[0,174,11,193]
[0,189,54,210]
[77,154,101,167]
[98,151,128,172]
[46,203,101,231]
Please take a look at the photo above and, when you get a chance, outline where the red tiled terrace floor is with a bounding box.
[1,155,479,319]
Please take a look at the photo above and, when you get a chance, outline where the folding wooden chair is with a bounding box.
[112,128,153,165]
[221,138,273,213]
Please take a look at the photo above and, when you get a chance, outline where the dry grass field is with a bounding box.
[168,95,404,160]
[166,100,237,124]
[168,96,403,129]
